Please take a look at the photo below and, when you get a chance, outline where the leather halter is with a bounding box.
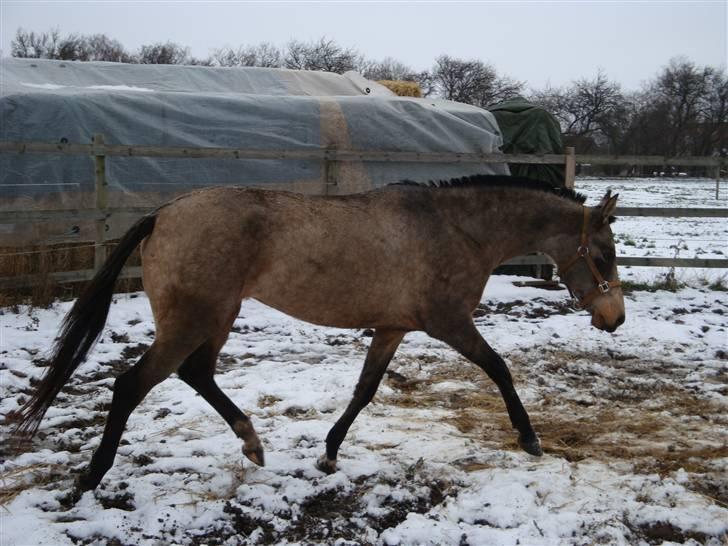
[558,207,621,309]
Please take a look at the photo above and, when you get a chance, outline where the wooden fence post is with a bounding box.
[564,147,576,189]
[324,148,337,195]
[716,165,721,200]
[93,133,107,271]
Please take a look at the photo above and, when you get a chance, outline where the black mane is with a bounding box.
[391,174,587,204]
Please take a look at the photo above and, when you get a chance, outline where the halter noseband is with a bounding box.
[558,207,621,309]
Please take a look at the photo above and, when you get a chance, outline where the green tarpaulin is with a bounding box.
[489,96,565,279]
[489,96,565,187]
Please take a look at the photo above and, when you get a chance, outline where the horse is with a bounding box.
[13,174,624,500]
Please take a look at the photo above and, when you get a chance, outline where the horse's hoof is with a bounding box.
[243,445,265,467]
[59,487,83,508]
[316,454,337,474]
[75,471,99,493]
[60,475,93,507]
[518,435,543,457]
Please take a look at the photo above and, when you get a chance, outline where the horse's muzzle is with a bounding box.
[591,311,625,332]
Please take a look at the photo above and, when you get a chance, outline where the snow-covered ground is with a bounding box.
[0,178,726,545]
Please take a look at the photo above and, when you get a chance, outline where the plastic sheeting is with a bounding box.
[0,58,508,244]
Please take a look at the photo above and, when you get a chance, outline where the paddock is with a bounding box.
[1,185,726,543]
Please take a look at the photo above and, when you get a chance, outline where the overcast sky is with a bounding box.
[1,1,725,91]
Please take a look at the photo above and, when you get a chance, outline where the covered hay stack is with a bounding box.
[377,80,422,97]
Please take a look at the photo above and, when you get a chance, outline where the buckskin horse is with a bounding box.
[14,175,624,499]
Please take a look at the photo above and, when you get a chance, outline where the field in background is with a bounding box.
[577,177,727,286]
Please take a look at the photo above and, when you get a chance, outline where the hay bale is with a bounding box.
[377,80,422,98]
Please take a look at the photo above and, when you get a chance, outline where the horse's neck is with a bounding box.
[441,188,583,264]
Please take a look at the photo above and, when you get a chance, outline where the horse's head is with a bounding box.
[558,190,625,333]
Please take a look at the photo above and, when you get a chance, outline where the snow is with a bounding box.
[20,83,66,90]
[20,82,156,92]
[87,85,155,92]
[0,178,726,545]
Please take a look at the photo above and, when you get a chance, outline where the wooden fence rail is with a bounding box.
[578,154,724,168]
[3,206,727,225]
[2,141,723,167]
[0,140,571,165]
[502,255,728,269]
[1,138,726,290]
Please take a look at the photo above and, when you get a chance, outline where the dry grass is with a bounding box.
[258,394,282,408]
[0,463,68,507]
[0,241,142,307]
[383,349,727,505]
[145,416,214,440]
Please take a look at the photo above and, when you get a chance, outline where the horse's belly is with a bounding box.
[247,276,418,331]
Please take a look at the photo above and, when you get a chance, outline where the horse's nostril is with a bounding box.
[616,314,625,327]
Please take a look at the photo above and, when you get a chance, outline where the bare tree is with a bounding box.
[362,57,417,81]
[284,37,361,73]
[83,34,132,62]
[186,56,214,66]
[412,71,437,97]
[12,28,132,62]
[699,69,728,156]
[619,58,726,157]
[136,42,190,64]
[531,70,627,152]
[56,33,87,60]
[11,28,65,59]
[429,55,523,107]
[11,28,36,57]
[617,90,669,156]
[653,58,722,155]
[214,42,283,68]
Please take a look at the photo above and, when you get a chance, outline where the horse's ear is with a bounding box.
[597,190,619,224]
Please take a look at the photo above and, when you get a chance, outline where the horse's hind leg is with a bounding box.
[317,329,405,474]
[176,319,264,466]
[73,338,201,497]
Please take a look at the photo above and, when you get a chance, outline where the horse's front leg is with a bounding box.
[427,316,542,456]
[317,329,405,474]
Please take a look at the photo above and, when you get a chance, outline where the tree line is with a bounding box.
[10,28,728,160]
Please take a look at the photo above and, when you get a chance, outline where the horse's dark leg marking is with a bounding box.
[429,317,542,456]
[72,340,196,499]
[74,363,148,496]
[176,333,264,467]
[317,329,405,473]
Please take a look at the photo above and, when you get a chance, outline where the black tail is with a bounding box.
[13,213,157,438]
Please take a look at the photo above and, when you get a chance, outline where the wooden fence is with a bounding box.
[578,153,724,200]
[0,138,726,289]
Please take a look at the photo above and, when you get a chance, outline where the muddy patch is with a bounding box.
[385,347,728,508]
[475,298,575,320]
[194,468,458,545]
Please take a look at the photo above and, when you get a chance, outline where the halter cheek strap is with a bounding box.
[558,207,621,309]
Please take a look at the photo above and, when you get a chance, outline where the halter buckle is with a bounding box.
[577,245,590,257]
[598,280,611,294]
